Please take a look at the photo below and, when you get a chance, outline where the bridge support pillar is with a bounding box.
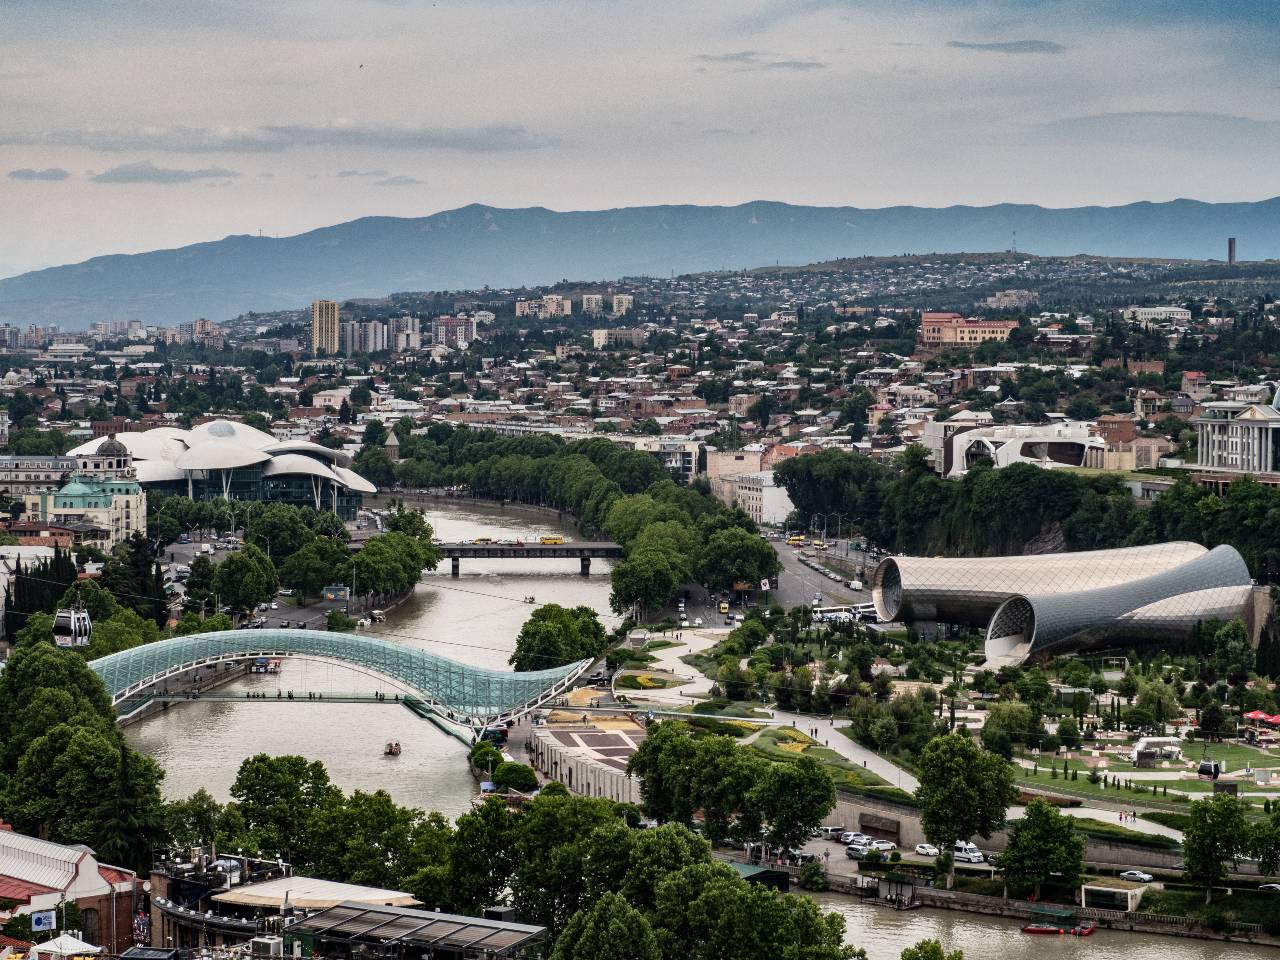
[580,556,591,577]
[451,557,460,578]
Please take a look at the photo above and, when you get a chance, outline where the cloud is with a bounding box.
[947,40,1067,55]
[0,122,555,154]
[90,160,241,184]
[373,175,425,187]
[337,169,388,178]
[1038,110,1280,146]
[693,50,827,71]
[8,167,70,181]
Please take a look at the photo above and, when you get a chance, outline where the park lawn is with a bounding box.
[752,728,914,803]
[1020,740,1280,774]
[687,699,773,719]
[614,672,687,691]
[1014,770,1188,812]
[644,639,682,652]
[1140,811,1192,832]
[1068,817,1181,850]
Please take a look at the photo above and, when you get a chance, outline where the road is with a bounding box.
[774,539,874,610]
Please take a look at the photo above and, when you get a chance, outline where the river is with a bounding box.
[125,499,616,819]
[807,892,1273,959]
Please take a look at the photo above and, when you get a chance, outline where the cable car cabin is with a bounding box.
[1198,760,1223,781]
[53,608,93,647]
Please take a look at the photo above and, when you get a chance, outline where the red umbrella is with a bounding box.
[1243,710,1270,721]
[1266,715,1280,725]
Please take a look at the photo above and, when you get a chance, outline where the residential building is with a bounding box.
[1122,306,1192,326]
[591,327,646,349]
[581,293,605,315]
[612,293,634,315]
[431,315,477,349]
[340,320,388,355]
[706,447,765,480]
[541,294,572,317]
[983,289,1036,310]
[0,825,138,955]
[310,299,340,355]
[730,470,795,527]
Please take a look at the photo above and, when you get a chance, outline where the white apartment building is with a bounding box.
[731,470,795,527]
[581,294,605,315]
[1122,306,1192,326]
[612,294,634,315]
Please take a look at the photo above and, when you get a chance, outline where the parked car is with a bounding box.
[694,617,703,627]
[839,831,869,845]
[845,844,869,860]
[869,839,896,852]
[819,826,846,840]
[915,843,939,857]
[953,841,984,863]
[1119,870,1153,883]
[1260,883,1280,892]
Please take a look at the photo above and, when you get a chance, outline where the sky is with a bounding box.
[1,0,1277,277]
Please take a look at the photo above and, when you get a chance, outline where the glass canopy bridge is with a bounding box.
[87,629,590,735]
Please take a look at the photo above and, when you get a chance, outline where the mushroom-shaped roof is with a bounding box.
[175,439,272,470]
[69,430,191,462]
[134,460,189,484]
[189,419,277,450]
[262,453,340,482]
[262,440,353,468]
[59,479,94,496]
[332,466,378,494]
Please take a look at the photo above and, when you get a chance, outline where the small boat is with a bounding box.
[358,617,371,628]
[523,595,536,604]
[1069,922,1097,937]
[1021,924,1065,935]
[384,741,402,756]
[370,609,386,622]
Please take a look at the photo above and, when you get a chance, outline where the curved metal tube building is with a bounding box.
[985,545,1253,662]
[871,541,1209,626]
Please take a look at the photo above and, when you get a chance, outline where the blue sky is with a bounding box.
[1,0,1276,276]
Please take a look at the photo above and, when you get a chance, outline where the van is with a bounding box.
[846,580,864,591]
[953,841,984,863]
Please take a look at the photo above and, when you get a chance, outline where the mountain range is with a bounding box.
[2,198,1277,328]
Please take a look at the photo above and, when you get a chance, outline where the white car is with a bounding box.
[1260,883,1280,892]
[839,831,868,845]
[869,839,896,852]
[915,843,939,857]
[1119,870,1154,883]
[694,617,703,627]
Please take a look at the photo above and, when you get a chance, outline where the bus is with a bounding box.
[473,536,493,544]
[786,535,807,545]
[539,535,565,545]
[718,601,730,614]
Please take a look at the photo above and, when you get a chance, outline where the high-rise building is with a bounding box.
[431,315,476,349]
[581,294,604,315]
[612,294,634,316]
[340,320,388,355]
[311,299,340,355]
[1228,237,1237,266]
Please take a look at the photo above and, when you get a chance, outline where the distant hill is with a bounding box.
[2,198,1278,327]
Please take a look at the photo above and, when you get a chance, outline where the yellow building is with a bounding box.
[311,299,340,355]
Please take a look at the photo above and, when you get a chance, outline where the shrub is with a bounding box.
[798,861,828,891]
[492,760,539,793]
[469,741,503,772]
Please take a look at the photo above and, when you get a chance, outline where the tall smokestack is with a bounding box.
[1228,237,1237,266]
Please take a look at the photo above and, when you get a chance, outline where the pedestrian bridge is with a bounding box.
[89,629,589,733]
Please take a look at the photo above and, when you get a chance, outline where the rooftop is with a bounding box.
[211,875,419,910]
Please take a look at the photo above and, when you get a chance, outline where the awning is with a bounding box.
[30,934,102,958]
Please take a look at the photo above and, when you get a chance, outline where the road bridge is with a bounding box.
[433,541,623,577]
[80,628,589,735]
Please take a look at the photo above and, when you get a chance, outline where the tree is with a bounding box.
[447,797,520,914]
[384,507,434,542]
[699,526,779,592]
[550,892,660,960]
[1135,680,1181,731]
[627,721,699,825]
[1184,794,1249,903]
[620,824,709,912]
[355,447,396,488]
[279,538,351,601]
[184,554,216,612]
[915,734,1017,887]
[230,754,342,861]
[998,798,1084,898]
[900,941,963,960]
[246,503,315,563]
[493,761,538,793]
[510,604,608,671]
[748,755,836,851]
[213,545,278,613]
[1211,618,1255,678]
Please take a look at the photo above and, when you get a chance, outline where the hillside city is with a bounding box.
[3,244,1280,960]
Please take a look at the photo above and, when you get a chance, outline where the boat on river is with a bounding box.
[384,741,402,756]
